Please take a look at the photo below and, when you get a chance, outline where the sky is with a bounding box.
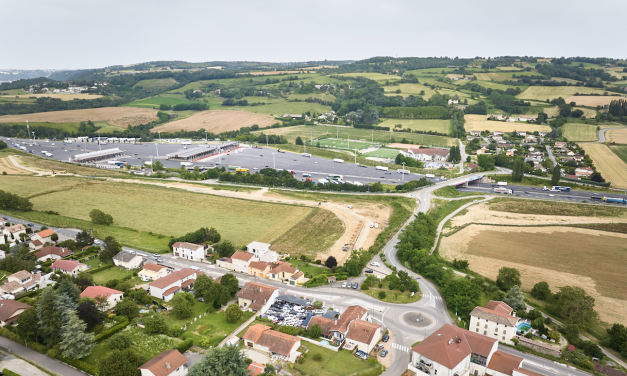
[1,0,626,70]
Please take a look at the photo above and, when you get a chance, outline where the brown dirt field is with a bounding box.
[151,110,276,133]
[0,156,32,175]
[566,96,625,107]
[0,107,158,127]
[581,143,627,188]
[464,114,551,132]
[387,143,420,149]
[0,93,103,101]
[440,224,627,325]
[605,128,627,144]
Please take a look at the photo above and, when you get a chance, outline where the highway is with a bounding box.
[459,182,627,203]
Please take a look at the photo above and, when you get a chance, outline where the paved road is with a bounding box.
[546,146,558,167]
[595,127,624,143]
[459,182,627,202]
[0,336,84,376]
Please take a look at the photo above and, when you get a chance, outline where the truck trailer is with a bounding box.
[333,158,344,163]
[494,187,513,194]
[376,166,388,171]
[604,197,627,204]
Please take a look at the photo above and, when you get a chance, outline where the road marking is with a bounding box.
[391,343,411,352]
[421,294,442,300]
[343,298,386,312]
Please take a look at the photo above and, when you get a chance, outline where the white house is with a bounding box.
[243,324,301,363]
[139,349,189,376]
[172,242,207,261]
[148,268,203,302]
[30,229,55,244]
[113,251,144,269]
[345,319,383,353]
[139,263,169,281]
[51,260,89,275]
[237,282,278,314]
[231,251,258,273]
[246,241,279,263]
[3,224,26,242]
[403,148,450,161]
[80,286,124,311]
[0,270,41,294]
[469,301,521,345]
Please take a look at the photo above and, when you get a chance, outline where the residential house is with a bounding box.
[507,117,518,122]
[237,282,278,314]
[231,251,258,273]
[29,240,44,251]
[0,300,32,327]
[31,229,55,244]
[492,135,503,141]
[3,224,26,242]
[247,363,266,376]
[34,246,74,262]
[469,131,481,136]
[172,242,207,261]
[248,261,272,278]
[555,141,567,148]
[566,150,575,156]
[467,163,480,170]
[573,155,584,162]
[216,257,235,271]
[524,135,538,142]
[575,167,594,177]
[306,305,369,344]
[51,260,89,275]
[565,174,580,180]
[243,324,301,362]
[246,241,279,262]
[139,263,169,281]
[505,149,515,157]
[403,148,450,161]
[113,251,143,270]
[448,99,459,105]
[493,131,504,136]
[307,316,335,339]
[289,271,305,286]
[517,131,527,136]
[538,132,548,137]
[344,319,383,353]
[528,146,535,152]
[139,349,189,376]
[469,301,520,345]
[0,270,41,294]
[476,147,487,155]
[80,286,124,310]
[149,268,203,302]
[518,115,537,122]
[267,262,301,285]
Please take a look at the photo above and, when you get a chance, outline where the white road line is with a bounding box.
[392,343,410,352]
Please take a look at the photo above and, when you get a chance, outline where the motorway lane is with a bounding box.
[460,182,627,202]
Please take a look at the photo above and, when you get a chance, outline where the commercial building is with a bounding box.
[166,141,239,161]
[72,148,125,163]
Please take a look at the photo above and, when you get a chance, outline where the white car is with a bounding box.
[191,266,201,271]
[370,262,380,267]
[140,277,150,282]
[342,282,347,288]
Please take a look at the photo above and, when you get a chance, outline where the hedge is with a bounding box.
[59,355,98,375]
[0,327,20,342]
[27,341,46,354]
[176,338,193,354]
[87,263,115,274]
[2,369,21,376]
[94,320,129,342]
[562,176,611,187]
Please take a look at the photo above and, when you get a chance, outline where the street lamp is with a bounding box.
[32,132,36,145]
[155,142,159,158]
[158,132,162,144]
[97,131,101,151]
[205,131,208,143]
[402,162,406,181]
[272,153,276,169]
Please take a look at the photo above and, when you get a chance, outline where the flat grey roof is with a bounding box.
[166,146,216,158]
[74,148,123,160]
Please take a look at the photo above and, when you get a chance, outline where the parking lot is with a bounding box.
[260,295,324,328]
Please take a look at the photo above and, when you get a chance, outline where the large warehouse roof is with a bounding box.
[74,148,123,160]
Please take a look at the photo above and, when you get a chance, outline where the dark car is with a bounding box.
[381,350,388,357]
[352,282,358,289]
[2,217,7,220]
[383,334,389,342]
[365,269,374,274]
[198,297,205,302]
[26,223,34,227]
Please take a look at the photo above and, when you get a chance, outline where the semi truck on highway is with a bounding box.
[494,187,513,194]
[497,182,507,186]
[543,186,570,192]
[397,169,410,174]
[603,197,627,204]
[180,162,193,167]
[333,158,344,163]
[376,166,388,171]
[425,174,435,178]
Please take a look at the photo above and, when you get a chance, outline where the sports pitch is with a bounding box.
[315,138,378,150]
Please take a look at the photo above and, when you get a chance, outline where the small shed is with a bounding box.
[568,344,575,352]
[327,276,337,283]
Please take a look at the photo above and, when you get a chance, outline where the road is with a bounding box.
[546,146,558,167]
[595,127,624,143]
[459,182,627,202]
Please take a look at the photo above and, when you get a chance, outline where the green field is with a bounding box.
[609,145,627,165]
[561,123,599,141]
[517,86,605,101]
[272,208,343,259]
[378,119,451,134]
[133,77,178,89]
[123,95,201,108]
[252,124,456,147]
[337,72,401,82]
[362,148,403,158]
[382,83,437,99]
[1,176,313,248]
[316,138,378,150]
[238,100,331,116]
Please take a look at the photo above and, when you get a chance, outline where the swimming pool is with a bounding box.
[517,322,531,332]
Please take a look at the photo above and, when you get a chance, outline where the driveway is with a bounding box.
[0,350,49,376]
[0,337,85,376]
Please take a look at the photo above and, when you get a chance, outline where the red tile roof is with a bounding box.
[37,229,55,238]
[143,263,167,272]
[243,324,300,357]
[163,286,180,296]
[307,316,334,337]
[149,268,200,289]
[484,301,513,315]
[181,279,195,288]
[80,286,122,300]
[51,259,84,272]
[0,299,31,323]
[331,305,367,333]
[345,319,382,344]
[139,349,188,376]
[237,282,277,311]
[487,351,523,376]
[231,251,255,262]
[35,246,73,259]
[247,362,265,376]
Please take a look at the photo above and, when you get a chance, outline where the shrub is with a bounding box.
[27,341,46,354]
[315,260,321,265]
[59,355,99,375]
[378,291,387,299]
[2,369,21,376]
[313,353,323,361]
[177,338,194,354]
[47,348,60,359]
[108,332,132,350]
[0,327,20,342]
[313,301,323,309]
[94,320,129,342]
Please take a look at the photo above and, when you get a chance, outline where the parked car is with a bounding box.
[381,350,388,357]
[383,334,389,342]
[140,277,150,282]
[190,266,200,271]
[346,283,352,289]
[365,269,374,274]
[198,297,205,302]
[26,223,34,227]
[352,282,358,289]
[342,282,347,288]
[157,258,164,263]
[153,253,160,258]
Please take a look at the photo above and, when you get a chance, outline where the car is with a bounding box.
[26,223,34,227]
[140,277,150,282]
[525,191,530,194]
[370,262,379,267]
[352,282,358,289]
[383,334,389,342]
[342,282,347,288]
[381,350,388,358]
[157,258,164,263]
[153,254,160,258]
[2,217,7,220]
[198,297,205,302]
[365,269,373,273]
[346,283,352,289]
[190,266,201,271]
[594,192,599,195]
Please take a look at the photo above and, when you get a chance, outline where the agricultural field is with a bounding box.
[1,176,313,247]
[464,114,551,132]
[474,72,510,81]
[475,81,520,91]
[0,107,159,127]
[0,156,32,175]
[0,93,103,101]
[441,200,627,324]
[580,143,627,188]
[378,119,451,134]
[167,80,214,93]
[123,94,202,109]
[544,106,597,118]
[288,92,336,101]
[151,110,277,133]
[252,124,457,147]
[607,129,627,144]
[561,123,599,141]
[565,95,625,107]
[133,77,178,89]
[336,72,401,82]
[383,83,437,99]
[247,70,313,75]
[517,86,606,101]
[473,73,491,81]
[609,145,627,164]
[496,66,524,71]
[238,100,331,116]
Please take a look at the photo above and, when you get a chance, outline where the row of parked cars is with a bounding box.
[341,282,359,289]
[260,302,324,328]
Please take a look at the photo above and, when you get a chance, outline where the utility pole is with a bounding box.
[97,131,101,151]
[158,132,161,144]
[32,132,36,145]
[205,131,208,143]
[402,162,406,181]
[155,142,159,158]
[266,134,268,148]
[272,153,276,169]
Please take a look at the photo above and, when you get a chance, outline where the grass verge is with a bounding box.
[487,197,627,217]
[433,186,484,198]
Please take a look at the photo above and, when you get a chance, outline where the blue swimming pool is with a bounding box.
[517,323,531,332]
[320,340,330,346]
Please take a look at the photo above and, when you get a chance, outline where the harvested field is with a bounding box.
[606,129,627,144]
[485,197,627,217]
[440,224,627,325]
[581,143,627,188]
[383,83,437,99]
[0,107,158,127]
[473,73,491,81]
[0,156,32,175]
[517,86,605,101]
[247,71,313,75]
[378,119,451,134]
[544,106,596,118]
[561,123,598,141]
[464,114,550,132]
[565,96,625,107]
[0,93,103,101]
[486,73,510,81]
[337,73,400,82]
[133,78,177,89]
[151,110,276,133]
[387,143,422,149]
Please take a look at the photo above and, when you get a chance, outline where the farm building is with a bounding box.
[72,148,126,163]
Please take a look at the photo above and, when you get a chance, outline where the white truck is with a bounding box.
[333,158,344,163]
[397,169,410,174]
[302,153,312,157]
[318,178,328,185]
[181,162,193,167]
[494,187,513,194]
[376,166,388,171]
[497,182,507,186]
[425,174,436,178]
[108,160,119,165]
[181,140,192,145]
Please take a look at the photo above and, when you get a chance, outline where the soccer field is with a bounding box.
[315,138,378,150]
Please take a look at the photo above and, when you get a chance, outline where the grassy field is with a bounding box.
[123,95,202,109]
[91,266,141,285]
[464,114,551,132]
[1,176,313,248]
[238,100,331,117]
[316,138,378,150]
[361,281,421,304]
[581,143,627,188]
[252,125,457,147]
[295,347,377,376]
[382,83,437,99]
[271,208,344,259]
[0,93,103,101]
[561,123,599,141]
[606,129,627,144]
[336,72,401,82]
[544,106,597,118]
[0,156,33,175]
[287,260,332,277]
[152,109,277,133]
[362,148,404,158]
[517,86,606,101]
[433,186,484,198]
[133,77,178,89]
[0,121,95,133]
[565,95,625,107]
[0,107,159,127]
[487,198,627,217]
[378,119,451,134]
[609,145,627,164]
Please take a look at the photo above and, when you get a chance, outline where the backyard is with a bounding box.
[294,346,379,376]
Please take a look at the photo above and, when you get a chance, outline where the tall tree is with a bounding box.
[442,278,481,319]
[100,236,122,263]
[551,165,561,186]
[171,293,194,319]
[325,256,337,269]
[189,346,248,376]
[115,298,139,321]
[16,307,39,342]
[225,303,243,323]
[75,230,94,248]
[97,349,143,376]
[531,281,552,300]
[547,286,598,328]
[37,288,62,345]
[511,159,524,182]
[503,285,525,311]
[77,300,102,330]
[60,311,95,359]
[57,278,81,304]
[194,274,213,299]
[54,291,78,325]
[216,241,235,258]
[220,273,239,297]
[496,267,521,291]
